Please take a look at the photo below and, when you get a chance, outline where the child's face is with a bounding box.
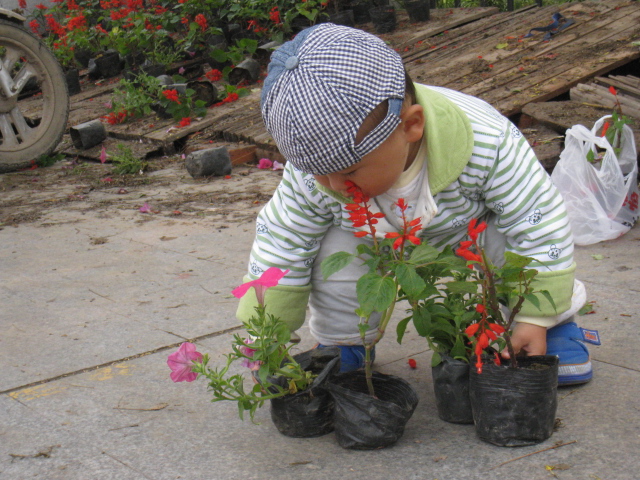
[314,104,424,199]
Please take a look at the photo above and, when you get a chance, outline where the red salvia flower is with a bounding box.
[195,14,207,32]
[162,89,181,104]
[468,218,487,241]
[269,6,281,24]
[205,69,222,82]
[29,20,40,35]
[609,86,617,96]
[179,117,192,127]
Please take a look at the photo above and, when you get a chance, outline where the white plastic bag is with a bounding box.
[551,115,639,245]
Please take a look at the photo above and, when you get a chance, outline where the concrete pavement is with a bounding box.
[1,187,639,480]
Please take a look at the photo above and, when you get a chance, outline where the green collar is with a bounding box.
[415,84,473,194]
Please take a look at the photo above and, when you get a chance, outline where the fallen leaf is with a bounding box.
[591,254,604,260]
[578,302,596,315]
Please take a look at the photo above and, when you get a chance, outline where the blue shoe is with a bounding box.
[546,322,601,386]
[317,344,375,372]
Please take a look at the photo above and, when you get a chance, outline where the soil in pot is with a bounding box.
[431,353,473,424]
[327,370,419,449]
[469,355,559,447]
[265,347,341,438]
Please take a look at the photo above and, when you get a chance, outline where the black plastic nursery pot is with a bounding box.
[266,347,341,438]
[93,51,122,79]
[329,10,355,27]
[65,68,81,96]
[228,58,260,86]
[349,0,373,24]
[327,371,419,450]
[431,353,473,424]
[405,0,430,22]
[469,355,559,447]
[369,6,396,34]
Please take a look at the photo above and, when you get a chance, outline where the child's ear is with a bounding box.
[401,104,424,143]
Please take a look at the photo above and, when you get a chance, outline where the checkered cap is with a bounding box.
[261,24,406,176]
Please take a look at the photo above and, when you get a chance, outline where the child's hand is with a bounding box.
[501,323,547,359]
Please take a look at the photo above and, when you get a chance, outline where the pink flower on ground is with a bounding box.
[100,146,107,164]
[272,160,284,170]
[257,158,273,169]
[139,202,152,213]
[232,267,289,306]
[167,342,203,382]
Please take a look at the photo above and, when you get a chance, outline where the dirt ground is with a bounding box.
[0,154,283,229]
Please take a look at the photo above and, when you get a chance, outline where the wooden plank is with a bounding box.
[570,84,640,119]
[439,1,634,98]
[473,7,640,115]
[594,76,640,100]
[405,3,584,88]
[610,75,640,89]
[397,6,500,50]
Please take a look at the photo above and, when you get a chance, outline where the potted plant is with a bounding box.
[167,267,340,438]
[321,182,463,449]
[397,263,479,425]
[457,219,560,447]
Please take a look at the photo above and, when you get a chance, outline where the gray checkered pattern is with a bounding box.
[261,24,406,176]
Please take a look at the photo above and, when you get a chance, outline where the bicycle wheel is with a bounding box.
[0,18,69,173]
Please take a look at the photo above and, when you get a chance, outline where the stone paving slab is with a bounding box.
[1,201,639,479]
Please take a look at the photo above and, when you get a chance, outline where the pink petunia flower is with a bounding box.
[257,158,273,169]
[167,342,203,382]
[232,267,289,306]
[272,160,284,171]
[238,339,261,369]
[139,202,152,213]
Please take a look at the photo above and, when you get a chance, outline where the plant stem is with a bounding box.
[363,299,396,397]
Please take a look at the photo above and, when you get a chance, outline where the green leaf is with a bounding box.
[496,43,508,49]
[396,316,411,344]
[504,251,533,268]
[539,289,556,312]
[445,280,478,295]
[591,254,604,260]
[320,251,355,280]
[395,263,426,299]
[450,336,468,360]
[356,273,396,314]
[431,351,442,367]
[410,243,440,264]
[411,307,431,337]
[524,293,541,311]
[578,302,595,315]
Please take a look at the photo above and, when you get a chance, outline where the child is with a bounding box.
[236,24,600,385]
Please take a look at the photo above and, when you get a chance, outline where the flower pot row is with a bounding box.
[268,349,559,449]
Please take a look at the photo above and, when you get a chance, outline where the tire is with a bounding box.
[0,18,69,173]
